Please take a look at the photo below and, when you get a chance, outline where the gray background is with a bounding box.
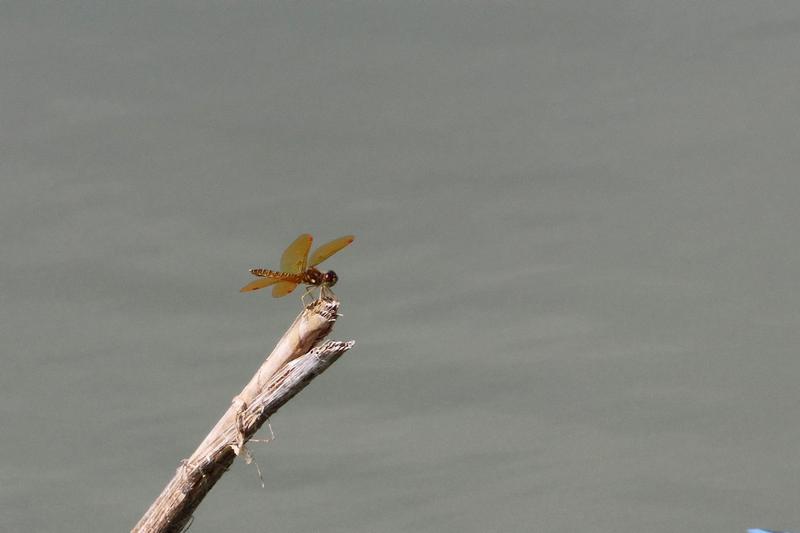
[2,2,799,532]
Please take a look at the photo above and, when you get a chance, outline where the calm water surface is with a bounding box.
[2,2,799,531]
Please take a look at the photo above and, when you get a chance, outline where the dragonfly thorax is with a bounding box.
[302,268,338,287]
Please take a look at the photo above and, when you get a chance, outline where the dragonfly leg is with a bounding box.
[300,286,315,307]
[320,284,336,301]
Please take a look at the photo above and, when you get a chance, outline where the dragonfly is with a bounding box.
[240,233,354,300]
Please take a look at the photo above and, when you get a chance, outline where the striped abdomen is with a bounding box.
[249,269,304,282]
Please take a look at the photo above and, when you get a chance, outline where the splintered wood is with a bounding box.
[132,295,353,533]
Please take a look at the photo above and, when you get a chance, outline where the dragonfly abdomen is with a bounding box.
[249,269,302,282]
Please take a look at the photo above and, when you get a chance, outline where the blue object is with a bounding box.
[749,529,794,533]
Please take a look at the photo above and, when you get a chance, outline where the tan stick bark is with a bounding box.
[132,295,353,533]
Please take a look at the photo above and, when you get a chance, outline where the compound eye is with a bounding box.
[323,271,338,286]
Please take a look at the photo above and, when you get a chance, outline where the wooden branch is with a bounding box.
[132,294,354,533]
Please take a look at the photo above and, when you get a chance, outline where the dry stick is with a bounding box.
[132,295,353,533]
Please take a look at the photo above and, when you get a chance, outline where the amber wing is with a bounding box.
[281,233,313,274]
[271,280,299,297]
[239,276,281,293]
[308,235,355,267]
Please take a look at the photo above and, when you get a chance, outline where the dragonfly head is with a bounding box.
[321,270,338,287]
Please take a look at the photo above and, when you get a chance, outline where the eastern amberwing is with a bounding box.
[240,234,354,299]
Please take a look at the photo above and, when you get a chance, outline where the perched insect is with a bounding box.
[240,233,354,300]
